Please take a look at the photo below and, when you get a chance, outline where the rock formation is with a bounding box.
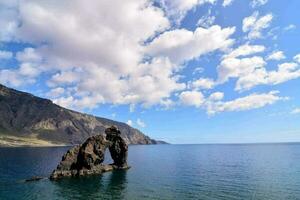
[50,126,130,180]
[106,126,128,168]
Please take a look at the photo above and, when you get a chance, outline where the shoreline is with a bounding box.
[0,134,67,148]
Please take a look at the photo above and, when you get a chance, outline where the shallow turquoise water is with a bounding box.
[1,144,300,199]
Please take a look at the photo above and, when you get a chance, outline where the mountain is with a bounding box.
[0,84,164,146]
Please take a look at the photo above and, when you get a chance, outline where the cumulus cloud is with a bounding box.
[0,69,35,87]
[291,108,300,114]
[294,54,300,63]
[217,43,300,91]
[136,118,146,128]
[242,12,273,40]
[197,9,215,28]
[222,0,234,7]
[250,0,268,8]
[218,56,266,84]
[284,24,296,31]
[0,47,44,86]
[0,50,13,59]
[224,43,265,59]
[266,51,286,61]
[0,0,240,110]
[179,90,205,107]
[193,67,204,75]
[178,90,285,115]
[126,120,133,126]
[190,78,215,90]
[236,62,300,91]
[146,25,235,65]
[206,91,285,115]
[208,92,224,101]
[46,87,65,98]
[0,0,292,117]
[158,0,216,23]
[0,1,19,42]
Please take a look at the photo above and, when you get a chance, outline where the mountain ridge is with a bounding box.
[0,84,165,146]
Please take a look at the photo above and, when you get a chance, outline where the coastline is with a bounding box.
[0,134,67,148]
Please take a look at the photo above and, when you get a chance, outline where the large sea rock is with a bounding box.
[106,126,128,167]
[50,126,129,180]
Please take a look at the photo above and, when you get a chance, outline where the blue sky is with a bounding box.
[0,0,300,143]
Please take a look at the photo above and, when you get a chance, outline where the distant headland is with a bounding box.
[0,84,166,147]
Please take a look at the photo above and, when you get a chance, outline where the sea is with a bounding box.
[0,143,300,200]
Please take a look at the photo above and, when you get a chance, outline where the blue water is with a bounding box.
[1,144,300,199]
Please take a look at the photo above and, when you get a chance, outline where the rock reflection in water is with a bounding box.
[53,170,127,200]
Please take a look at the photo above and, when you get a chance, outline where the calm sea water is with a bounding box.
[0,144,300,200]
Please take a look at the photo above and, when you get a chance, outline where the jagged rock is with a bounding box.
[77,135,109,169]
[50,127,130,180]
[106,126,128,168]
[25,176,44,182]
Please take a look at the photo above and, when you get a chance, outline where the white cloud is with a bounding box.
[236,62,300,91]
[0,1,19,42]
[242,12,273,39]
[48,70,81,87]
[0,48,44,87]
[0,0,292,117]
[178,90,285,115]
[266,51,286,61]
[197,15,215,28]
[136,118,146,128]
[294,54,300,63]
[46,87,65,98]
[53,96,76,109]
[0,69,33,87]
[0,0,239,110]
[126,120,133,126]
[206,91,285,115]
[0,0,177,108]
[53,94,105,110]
[0,47,45,86]
[16,48,41,63]
[190,78,215,90]
[0,50,13,59]
[179,90,205,107]
[284,24,296,31]
[217,56,266,83]
[208,92,224,101]
[197,9,215,28]
[192,67,204,74]
[217,43,300,91]
[159,0,217,23]
[250,0,268,8]
[224,43,265,58]
[291,108,300,114]
[223,0,234,7]
[146,25,235,65]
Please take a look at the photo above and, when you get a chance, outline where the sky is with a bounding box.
[0,0,300,144]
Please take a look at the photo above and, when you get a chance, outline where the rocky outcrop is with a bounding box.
[0,84,163,145]
[106,126,128,168]
[50,126,130,180]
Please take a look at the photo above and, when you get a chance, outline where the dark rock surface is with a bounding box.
[106,126,128,167]
[0,83,163,145]
[25,176,44,182]
[50,127,130,180]
[77,135,108,169]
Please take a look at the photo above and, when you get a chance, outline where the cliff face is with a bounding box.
[0,84,160,145]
